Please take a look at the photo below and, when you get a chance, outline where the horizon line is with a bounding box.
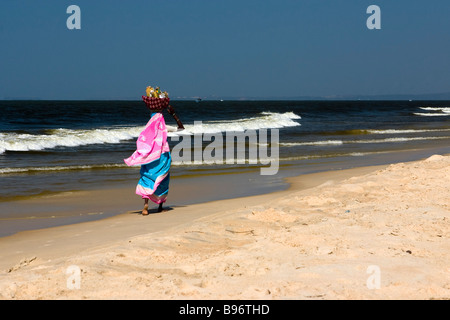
[2,91,450,102]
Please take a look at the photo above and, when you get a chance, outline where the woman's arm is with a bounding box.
[166,105,185,130]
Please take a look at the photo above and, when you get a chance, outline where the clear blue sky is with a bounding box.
[0,0,449,100]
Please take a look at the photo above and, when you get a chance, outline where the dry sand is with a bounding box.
[0,155,448,300]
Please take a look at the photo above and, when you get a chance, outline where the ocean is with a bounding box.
[0,100,449,203]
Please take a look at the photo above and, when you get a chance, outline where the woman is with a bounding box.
[124,95,184,215]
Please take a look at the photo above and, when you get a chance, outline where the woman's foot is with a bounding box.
[157,203,163,213]
[142,200,149,215]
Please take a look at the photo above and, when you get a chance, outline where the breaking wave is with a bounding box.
[414,107,450,117]
[0,112,301,154]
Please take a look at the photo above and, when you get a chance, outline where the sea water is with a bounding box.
[0,100,449,202]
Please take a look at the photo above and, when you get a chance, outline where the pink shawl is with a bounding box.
[124,113,170,166]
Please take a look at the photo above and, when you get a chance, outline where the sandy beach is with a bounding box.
[0,154,448,300]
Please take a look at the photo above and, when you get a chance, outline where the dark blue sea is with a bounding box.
[0,100,449,202]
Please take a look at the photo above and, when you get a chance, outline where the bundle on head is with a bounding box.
[142,96,170,112]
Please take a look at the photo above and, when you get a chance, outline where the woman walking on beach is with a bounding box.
[124,87,184,215]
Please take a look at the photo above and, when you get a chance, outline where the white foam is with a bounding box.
[351,136,449,143]
[0,164,127,174]
[420,107,450,113]
[280,140,343,147]
[416,107,450,116]
[414,112,450,117]
[368,128,450,134]
[0,112,301,154]
[280,136,449,147]
[173,111,301,136]
[0,127,143,153]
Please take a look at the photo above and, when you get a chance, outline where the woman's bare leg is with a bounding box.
[142,199,149,215]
